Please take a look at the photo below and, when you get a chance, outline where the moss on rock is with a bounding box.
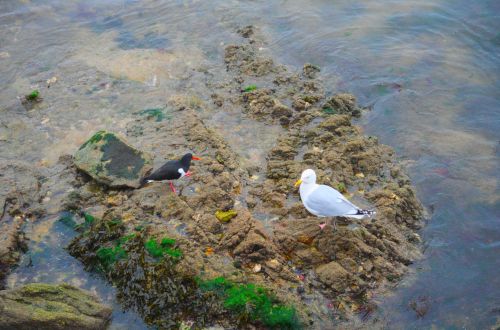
[0,283,112,330]
[74,131,153,188]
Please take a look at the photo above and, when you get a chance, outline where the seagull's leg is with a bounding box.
[332,218,337,231]
[168,181,176,193]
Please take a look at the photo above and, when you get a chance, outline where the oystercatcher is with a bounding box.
[140,153,201,193]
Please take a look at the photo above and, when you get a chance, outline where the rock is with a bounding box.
[0,161,42,287]
[74,131,153,188]
[322,93,361,117]
[315,261,351,292]
[302,63,320,79]
[0,283,112,329]
[215,209,237,223]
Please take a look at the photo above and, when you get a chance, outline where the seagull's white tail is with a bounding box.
[345,209,376,219]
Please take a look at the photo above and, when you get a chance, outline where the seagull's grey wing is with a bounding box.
[304,185,359,216]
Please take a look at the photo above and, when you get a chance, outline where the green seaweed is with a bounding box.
[322,106,337,115]
[104,218,123,232]
[83,213,95,225]
[199,277,300,329]
[160,237,176,247]
[144,237,182,261]
[96,245,127,269]
[243,84,257,92]
[58,213,76,228]
[74,212,96,231]
[134,225,145,231]
[79,131,105,150]
[197,277,233,292]
[25,90,40,101]
[137,108,165,122]
[118,233,136,245]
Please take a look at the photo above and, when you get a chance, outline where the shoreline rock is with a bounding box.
[0,161,44,288]
[74,131,153,189]
[0,283,112,330]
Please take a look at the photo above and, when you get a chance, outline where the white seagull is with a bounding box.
[294,169,376,229]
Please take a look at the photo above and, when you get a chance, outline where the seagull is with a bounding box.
[294,169,375,230]
[140,153,201,193]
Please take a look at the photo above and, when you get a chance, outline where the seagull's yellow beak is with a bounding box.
[294,179,302,187]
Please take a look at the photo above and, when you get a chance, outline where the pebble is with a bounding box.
[46,76,57,87]
[252,264,262,273]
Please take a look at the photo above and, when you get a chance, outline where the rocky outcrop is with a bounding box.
[63,25,424,329]
[0,283,112,329]
[74,131,153,188]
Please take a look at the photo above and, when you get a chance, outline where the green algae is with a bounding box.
[137,108,166,122]
[58,213,76,228]
[118,233,136,244]
[25,89,40,101]
[78,131,105,150]
[243,84,257,92]
[336,182,347,193]
[96,245,127,269]
[215,210,237,223]
[199,277,301,329]
[144,237,182,260]
[68,224,299,328]
[74,212,96,232]
[322,106,337,115]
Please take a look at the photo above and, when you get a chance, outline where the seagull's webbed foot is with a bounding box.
[319,222,327,230]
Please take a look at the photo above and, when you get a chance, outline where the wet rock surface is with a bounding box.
[0,161,44,288]
[0,283,112,330]
[13,25,425,329]
[74,130,153,188]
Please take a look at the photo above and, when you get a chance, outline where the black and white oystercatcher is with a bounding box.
[140,153,201,193]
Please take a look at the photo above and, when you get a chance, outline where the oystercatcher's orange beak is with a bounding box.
[192,156,201,161]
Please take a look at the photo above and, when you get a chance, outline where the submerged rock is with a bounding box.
[0,283,112,329]
[0,161,43,288]
[74,131,153,188]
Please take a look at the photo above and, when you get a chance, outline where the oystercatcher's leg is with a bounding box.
[168,181,176,193]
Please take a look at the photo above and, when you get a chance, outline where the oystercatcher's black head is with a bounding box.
[180,153,201,171]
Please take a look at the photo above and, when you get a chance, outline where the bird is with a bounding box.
[140,153,201,193]
[294,169,375,230]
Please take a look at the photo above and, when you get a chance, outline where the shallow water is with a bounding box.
[1,0,499,328]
